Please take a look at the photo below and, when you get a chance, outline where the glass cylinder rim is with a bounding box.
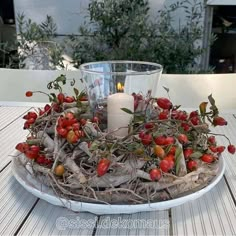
[79,60,163,76]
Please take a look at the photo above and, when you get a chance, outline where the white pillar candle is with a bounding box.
[107,93,134,137]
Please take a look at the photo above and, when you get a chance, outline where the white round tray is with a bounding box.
[12,153,225,215]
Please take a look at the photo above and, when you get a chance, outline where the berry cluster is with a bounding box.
[15,142,52,166]
[23,111,38,129]
[56,112,86,144]
[135,97,236,182]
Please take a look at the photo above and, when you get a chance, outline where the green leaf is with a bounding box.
[175,146,183,174]
[56,74,66,85]
[165,144,173,154]
[50,93,57,102]
[208,94,215,106]
[133,114,145,123]
[190,151,202,159]
[163,86,170,93]
[208,94,219,117]
[70,79,76,86]
[74,88,79,97]
[121,108,134,114]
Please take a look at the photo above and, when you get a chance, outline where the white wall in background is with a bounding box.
[1,68,236,110]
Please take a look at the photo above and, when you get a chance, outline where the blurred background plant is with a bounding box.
[1,0,214,73]
[1,14,65,69]
[67,0,212,73]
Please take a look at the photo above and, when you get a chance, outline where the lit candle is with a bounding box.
[117,82,124,92]
[107,93,134,137]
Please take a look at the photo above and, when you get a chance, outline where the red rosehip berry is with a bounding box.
[190,116,200,125]
[144,122,154,129]
[97,159,110,177]
[208,136,216,144]
[25,91,33,97]
[164,136,175,145]
[15,142,30,153]
[57,128,68,138]
[168,145,177,155]
[209,146,218,153]
[177,134,188,144]
[64,96,75,103]
[158,110,169,120]
[201,154,214,163]
[38,109,45,116]
[187,160,198,171]
[177,111,188,121]
[28,112,37,120]
[149,168,162,181]
[27,118,36,125]
[157,98,172,110]
[23,121,30,129]
[213,116,227,126]
[36,155,47,165]
[154,135,166,145]
[217,146,225,153]
[228,144,236,154]
[189,110,198,118]
[44,104,51,114]
[57,93,65,104]
[25,150,38,159]
[139,130,145,139]
[30,145,40,154]
[163,155,175,169]
[160,159,172,172]
[141,134,152,145]
[181,123,191,132]
[183,148,194,159]
[72,122,80,131]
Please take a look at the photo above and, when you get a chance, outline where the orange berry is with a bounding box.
[54,165,65,176]
[154,145,165,158]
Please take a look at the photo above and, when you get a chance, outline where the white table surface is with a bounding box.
[1,106,236,236]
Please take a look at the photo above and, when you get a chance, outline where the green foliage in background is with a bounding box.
[68,0,152,66]
[17,14,65,69]
[68,0,207,73]
[1,14,65,69]
[1,0,211,73]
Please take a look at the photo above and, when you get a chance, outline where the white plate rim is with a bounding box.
[11,152,225,215]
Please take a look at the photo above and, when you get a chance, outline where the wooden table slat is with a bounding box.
[18,200,98,236]
[0,107,30,131]
[95,210,169,236]
[0,166,38,236]
[0,118,28,170]
[172,178,236,236]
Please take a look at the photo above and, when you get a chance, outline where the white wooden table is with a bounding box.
[1,106,236,236]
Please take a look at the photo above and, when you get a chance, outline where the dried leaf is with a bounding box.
[175,146,182,174]
[199,102,208,115]
[121,108,134,114]
[190,151,202,159]
[208,94,215,106]
[208,94,219,117]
